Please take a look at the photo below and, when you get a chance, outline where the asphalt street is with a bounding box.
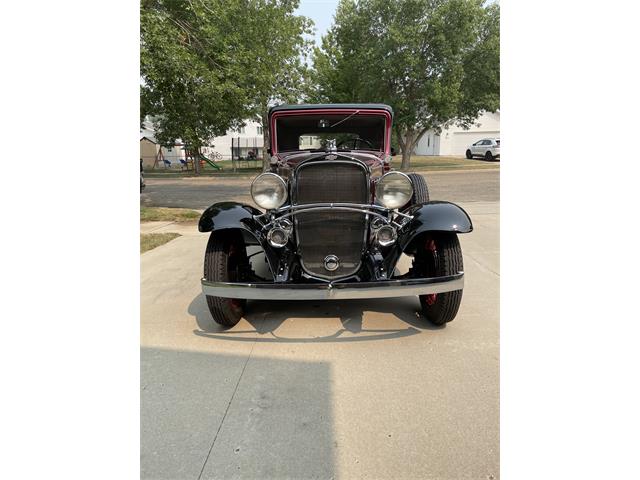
[141,173,500,479]
[140,168,500,210]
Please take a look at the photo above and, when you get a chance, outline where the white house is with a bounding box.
[204,120,264,160]
[141,118,265,167]
[414,111,500,156]
[299,135,322,149]
[139,120,186,168]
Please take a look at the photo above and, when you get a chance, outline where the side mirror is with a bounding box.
[390,147,396,156]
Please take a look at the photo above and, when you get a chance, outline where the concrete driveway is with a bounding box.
[141,201,499,479]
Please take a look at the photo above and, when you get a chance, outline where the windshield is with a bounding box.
[275,113,386,153]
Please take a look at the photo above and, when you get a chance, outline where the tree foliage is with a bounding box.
[309,0,500,168]
[243,2,314,162]
[141,0,312,172]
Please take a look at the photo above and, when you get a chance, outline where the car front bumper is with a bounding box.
[201,273,464,300]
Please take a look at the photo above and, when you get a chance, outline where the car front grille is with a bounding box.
[294,160,369,280]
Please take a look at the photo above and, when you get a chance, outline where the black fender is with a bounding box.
[398,201,472,251]
[198,202,279,278]
[380,201,472,275]
[198,201,262,233]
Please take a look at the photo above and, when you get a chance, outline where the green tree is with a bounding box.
[141,0,312,173]
[240,2,314,166]
[310,0,500,169]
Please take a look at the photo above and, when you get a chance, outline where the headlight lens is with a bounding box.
[251,173,287,210]
[376,172,413,209]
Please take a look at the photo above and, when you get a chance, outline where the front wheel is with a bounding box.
[414,232,464,325]
[466,149,472,159]
[407,173,430,204]
[204,231,248,327]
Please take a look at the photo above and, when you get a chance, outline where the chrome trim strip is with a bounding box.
[201,273,464,300]
[262,206,389,229]
[257,203,414,230]
[255,202,413,219]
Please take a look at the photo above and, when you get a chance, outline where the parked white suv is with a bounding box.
[466,138,500,161]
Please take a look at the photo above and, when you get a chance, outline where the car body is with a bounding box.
[466,138,500,161]
[199,104,473,327]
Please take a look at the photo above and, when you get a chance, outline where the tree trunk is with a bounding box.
[261,112,270,172]
[400,130,415,170]
[193,145,201,176]
[395,126,405,160]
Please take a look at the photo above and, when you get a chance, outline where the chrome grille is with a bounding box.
[294,161,369,279]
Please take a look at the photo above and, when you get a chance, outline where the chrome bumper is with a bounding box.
[201,273,463,300]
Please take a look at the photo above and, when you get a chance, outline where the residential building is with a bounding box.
[299,135,322,149]
[414,111,500,156]
[141,116,268,167]
[139,120,186,168]
[140,136,159,168]
[204,120,264,160]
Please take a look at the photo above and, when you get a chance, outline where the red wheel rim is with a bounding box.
[425,239,437,305]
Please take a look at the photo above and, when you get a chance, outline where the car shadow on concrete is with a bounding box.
[188,293,444,344]
[141,347,335,479]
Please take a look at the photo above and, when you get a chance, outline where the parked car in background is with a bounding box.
[466,138,500,161]
[198,103,473,328]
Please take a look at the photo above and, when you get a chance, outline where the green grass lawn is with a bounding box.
[392,155,499,171]
[144,154,498,177]
[144,159,262,177]
[140,207,200,222]
[140,233,181,253]
[208,159,261,171]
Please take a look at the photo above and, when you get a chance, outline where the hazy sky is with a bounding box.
[296,0,340,47]
[296,0,498,48]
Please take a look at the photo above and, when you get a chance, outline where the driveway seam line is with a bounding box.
[144,221,177,233]
[196,340,257,480]
[465,252,500,277]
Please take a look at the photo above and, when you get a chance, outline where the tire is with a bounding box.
[407,173,430,204]
[485,151,493,161]
[204,231,248,327]
[466,149,472,159]
[414,232,464,325]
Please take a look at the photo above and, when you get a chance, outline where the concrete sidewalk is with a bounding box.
[140,220,200,236]
[141,201,499,479]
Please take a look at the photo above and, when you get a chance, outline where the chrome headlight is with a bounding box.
[251,173,287,210]
[376,172,413,209]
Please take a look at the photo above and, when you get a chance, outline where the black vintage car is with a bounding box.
[198,104,472,327]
